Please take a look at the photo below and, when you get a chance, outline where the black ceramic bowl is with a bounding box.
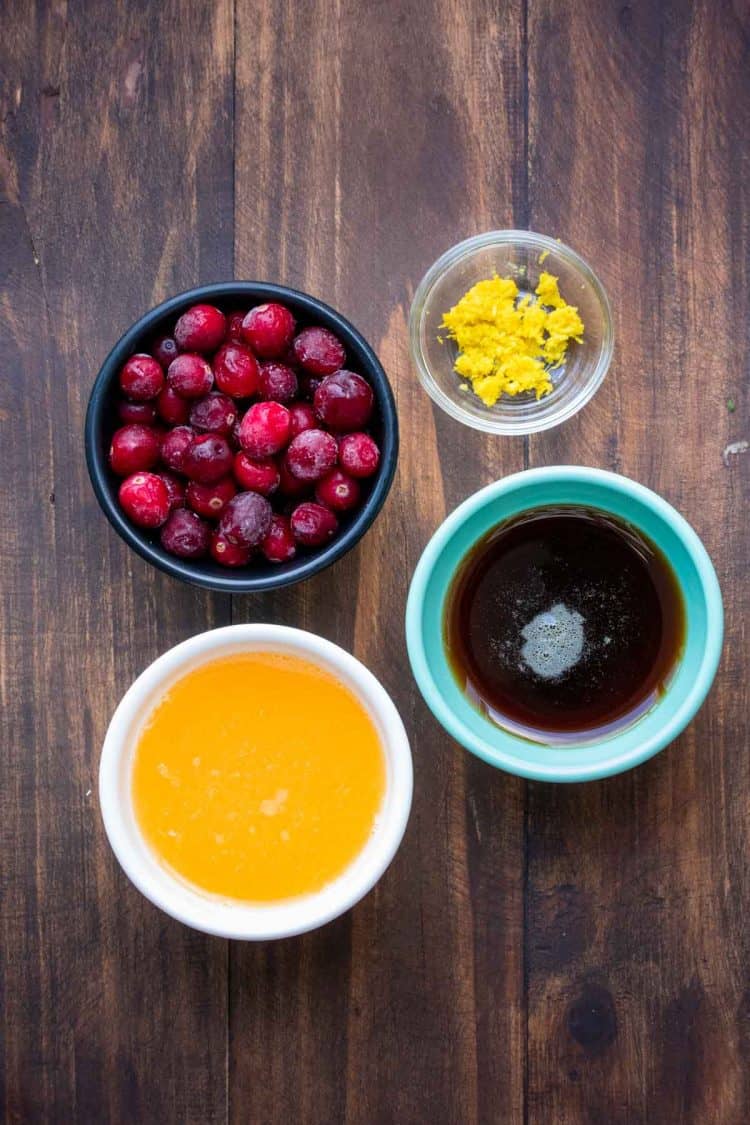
[85,282,398,593]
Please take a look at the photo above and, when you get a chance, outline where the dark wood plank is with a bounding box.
[526,2,750,1122]
[230,2,527,1122]
[0,3,234,1121]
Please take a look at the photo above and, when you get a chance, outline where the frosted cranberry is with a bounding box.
[338,432,380,478]
[155,384,191,425]
[288,402,317,438]
[186,475,236,519]
[285,429,338,481]
[210,530,252,567]
[233,452,279,495]
[290,502,338,546]
[153,335,179,369]
[238,401,291,457]
[292,327,346,375]
[167,353,213,399]
[119,472,170,528]
[278,458,311,498]
[261,514,297,563]
[183,433,233,484]
[109,424,160,475]
[241,302,295,358]
[119,354,165,401]
[117,400,156,425]
[174,304,227,353]
[258,361,298,403]
[219,491,273,547]
[314,370,374,431]
[158,471,186,511]
[299,373,323,401]
[214,343,260,398]
[160,508,210,558]
[316,469,361,512]
[160,425,194,472]
[189,392,237,435]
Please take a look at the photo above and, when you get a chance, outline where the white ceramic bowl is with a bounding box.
[99,624,413,939]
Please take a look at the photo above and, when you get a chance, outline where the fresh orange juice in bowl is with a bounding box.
[99,626,412,939]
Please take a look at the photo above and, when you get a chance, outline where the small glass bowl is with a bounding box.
[408,230,614,436]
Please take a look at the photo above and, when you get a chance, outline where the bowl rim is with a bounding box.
[99,624,413,939]
[408,230,615,436]
[85,281,398,593]
[405,466,724,782]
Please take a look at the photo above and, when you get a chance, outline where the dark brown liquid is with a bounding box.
[445,507,685,744]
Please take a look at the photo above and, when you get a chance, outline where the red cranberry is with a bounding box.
[233,452,280,495]
[167,353,214,399]
[174,304,227,353]
[160,508,210,558]
[219,492,273,547]
[258,361,298,403]
[290,502,338,546]
[238,401,291,457]
[119,354,165,401]
[158,471,186,511]
[288,402,317,438]
[316,469,361,512]
[117,400,156,425]
[314,370,373,431]
[285,429,338,481]
[214,343,260,398]
[186,475,236,518]
[155,384,191,425]
[119,472,170,528]
[160,425,194,472]
[226,312,246,344]
[153,335,179,369]
[210,530,252,567]
[183,433,233,484]
[189,392,237,435]
[261,515,297,563]
[278,458,311,498]
[109,424,160,475]
[338,431,380,477]
[299,373,323,401]
[292,327,346,375]
[241,302,295,358]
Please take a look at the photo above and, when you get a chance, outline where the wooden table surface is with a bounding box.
[2,1,749,1122]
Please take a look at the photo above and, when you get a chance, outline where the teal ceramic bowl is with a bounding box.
[405,467,723,782]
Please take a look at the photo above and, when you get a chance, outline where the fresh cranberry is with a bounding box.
[290,502,338,546]
[288,402,317,438]
[238,401,291,457]
[219,492,273,547]
[214,343,260,398]
[160,425,194,472]
[119,354,165,401]
[316,469,361,512]
[241,302,295,358]
[285,429,338,481]
[338,432,380,478]
[174,304,227,353]
[119,472,170,528]
[117,400,156,425]
[109,424,160,475]
[230,418,243,449]
[186,475,236,519]
[226,312,246,345]
[277,458,311,498]
[210,530,252,567]
[233,452,280,495]
[258,361,298,403]
[260,514,297,563]
[314,370,373,431]
[189,392,237,435]
[167,353,214,399]
[158,471,186,511]
[183,433,233,484]
[292,327,346,375]
[153,335,179,369]
[160,508,210,558]
[155,384,191,425]
[299,373,323,401]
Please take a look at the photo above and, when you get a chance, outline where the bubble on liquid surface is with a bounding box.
[520,602,585,679]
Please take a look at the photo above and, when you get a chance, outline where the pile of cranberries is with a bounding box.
[108,301,382,567]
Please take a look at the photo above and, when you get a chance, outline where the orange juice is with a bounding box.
[131,652,385,902]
